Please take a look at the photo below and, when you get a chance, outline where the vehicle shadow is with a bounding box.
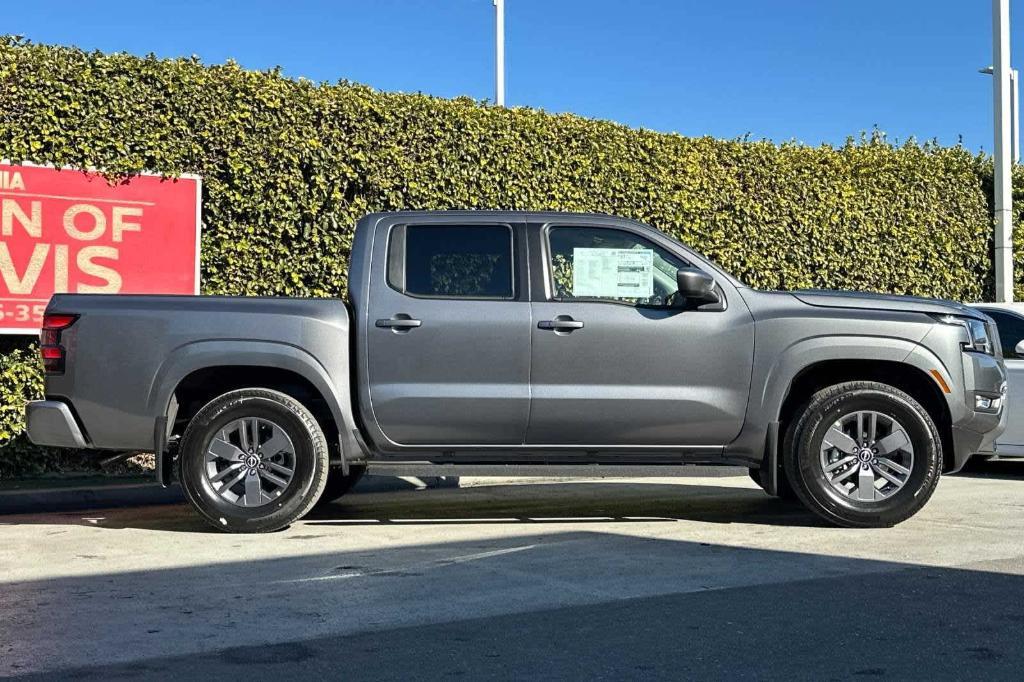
[1,480,825,533]
[955,456,1024,480]
[307,480,824,527]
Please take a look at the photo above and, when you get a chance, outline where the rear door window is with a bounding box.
[397,225,514,299]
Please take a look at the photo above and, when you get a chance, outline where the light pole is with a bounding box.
[980,65,1019,163]
[1015,68,1020,165]
[992,0,1014,302]
[494,0,505,106]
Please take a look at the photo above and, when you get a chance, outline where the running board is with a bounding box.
[365,462,743,478]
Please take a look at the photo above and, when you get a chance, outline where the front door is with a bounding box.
[366,222,531,446]
[527,224,754,447]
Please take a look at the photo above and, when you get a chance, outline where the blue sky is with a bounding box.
[5,1,1019,151]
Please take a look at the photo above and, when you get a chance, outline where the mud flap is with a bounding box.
[763,421,780,496]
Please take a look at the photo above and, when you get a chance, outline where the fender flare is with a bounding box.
[757,334,955,422]
[735,334,958,477]
[147,339,361,481]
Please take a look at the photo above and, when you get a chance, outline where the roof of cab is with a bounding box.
[358,210,650,227]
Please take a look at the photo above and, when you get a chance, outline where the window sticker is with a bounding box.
[571,248,654,298]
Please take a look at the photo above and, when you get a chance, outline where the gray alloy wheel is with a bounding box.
[784,381,941,528]
[818,410,914,502]
[180,388,330,533]
[203,417,296,508]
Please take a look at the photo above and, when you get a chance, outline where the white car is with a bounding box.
[971,303,1024,456]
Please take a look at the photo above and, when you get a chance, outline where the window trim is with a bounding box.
[387,222,518,301]
[540,223,694,309]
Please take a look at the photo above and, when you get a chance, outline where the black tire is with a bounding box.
[783,381,942,528]
[179,388,330,533]
[315,464,367,507]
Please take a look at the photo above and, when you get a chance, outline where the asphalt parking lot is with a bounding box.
[2,461,1023,680]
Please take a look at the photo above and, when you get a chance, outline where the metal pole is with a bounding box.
[993,0,1014,302]
[1013,68,1020,164]
[494,0,505,106]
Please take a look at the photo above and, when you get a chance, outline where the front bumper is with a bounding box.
[25,400,88,448]
[947,351,1008,472]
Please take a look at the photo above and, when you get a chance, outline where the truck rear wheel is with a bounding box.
[783,381,942,528]
[178,388,329,533]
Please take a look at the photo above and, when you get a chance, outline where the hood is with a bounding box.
[790,289,984,319]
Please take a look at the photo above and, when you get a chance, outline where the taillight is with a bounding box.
[40,313,78,374]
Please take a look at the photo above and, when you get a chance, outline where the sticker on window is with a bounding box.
[571,248,654,298]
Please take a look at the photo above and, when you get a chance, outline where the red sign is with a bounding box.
[0,162,201,333]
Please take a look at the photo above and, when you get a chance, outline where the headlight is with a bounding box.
[935,314,994,355]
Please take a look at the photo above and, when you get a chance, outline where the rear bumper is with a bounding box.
[25,400,88,449]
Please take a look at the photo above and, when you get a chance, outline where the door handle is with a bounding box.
[538,318,584,331]
[376,317,422,330]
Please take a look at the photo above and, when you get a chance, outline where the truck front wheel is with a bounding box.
[178,388,330,533]
[783,381,942,528]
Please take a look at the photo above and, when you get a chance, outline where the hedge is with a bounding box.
[0,37,1019,475]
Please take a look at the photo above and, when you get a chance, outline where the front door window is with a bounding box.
[547,227,689,308]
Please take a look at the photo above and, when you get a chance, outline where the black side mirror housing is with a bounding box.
[676,267,719,303]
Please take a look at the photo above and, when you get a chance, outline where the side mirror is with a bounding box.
[1015,339,1024,357]
[676,267,718,302]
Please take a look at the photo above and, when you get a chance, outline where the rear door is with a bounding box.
[526,222,754,448]
[365,219,531,446]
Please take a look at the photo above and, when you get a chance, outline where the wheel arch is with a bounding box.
[149,340,362,482]
[776,358,954,472]
[737,335,959,473]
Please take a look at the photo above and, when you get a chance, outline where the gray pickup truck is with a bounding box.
[26,211,1007,532]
